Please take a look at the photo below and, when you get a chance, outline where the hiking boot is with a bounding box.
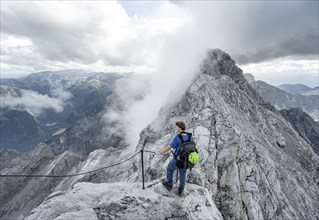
[178,189,184,196]
[162,181,172,191]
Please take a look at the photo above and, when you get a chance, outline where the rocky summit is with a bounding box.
[1,49,318,220]
[135,49,319,219]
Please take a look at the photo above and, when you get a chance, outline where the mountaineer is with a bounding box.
[156,121,199,195]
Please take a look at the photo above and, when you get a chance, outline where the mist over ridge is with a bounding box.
[1,48,318,220]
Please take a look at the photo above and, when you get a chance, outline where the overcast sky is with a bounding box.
[1,1,318,87]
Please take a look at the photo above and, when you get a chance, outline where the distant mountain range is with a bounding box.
[2,70,318,156]
[244,73,319,156]
[245,73,319,122]
[0,71,139,154]
[2,49,318,220]
[277,84,318,95]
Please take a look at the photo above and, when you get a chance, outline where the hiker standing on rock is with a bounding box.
[156,121,197,196]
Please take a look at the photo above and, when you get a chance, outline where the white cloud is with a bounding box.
[174,1,318,64]
[1,89,68,115]
[1,0,318,148]
[100,1,319,148]
[241,58,319,87]
[2,1,317,83]
[0,1,191,78]
[51,87,73,102]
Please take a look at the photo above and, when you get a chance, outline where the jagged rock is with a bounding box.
[243,73,255,84]
[280,108,319,155]
[134,49,319,219]
[26,181,223,220]
[2,49,319,220]
[0,143,81,219]
[0,143,54,175]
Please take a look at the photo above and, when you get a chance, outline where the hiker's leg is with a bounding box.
[167,159,177,187]
[178,168,186,191]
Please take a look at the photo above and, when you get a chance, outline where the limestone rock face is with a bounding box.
[26,182,223,220]
[0,143,81,219]
[2,49,318,220]
[243,73,255,84]
[280,108,319,156]
[136,49,319,220]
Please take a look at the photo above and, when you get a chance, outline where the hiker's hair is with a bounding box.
[176,121,186,131]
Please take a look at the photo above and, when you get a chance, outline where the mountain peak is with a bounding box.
[200,49,245,84]
[244,73,256,83]
[1,49,319,220]
[136,48,319,219]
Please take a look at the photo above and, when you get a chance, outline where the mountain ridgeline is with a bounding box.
[244,73,319,156]
[277,84,318,95]
[280,108,319,155]
[134,49,319,219]
[1,71,134,155]
[1,49,318,220]
[244,73,319,122]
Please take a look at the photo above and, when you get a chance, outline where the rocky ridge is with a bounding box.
[244,73,319,121]
[26,181,223,220]
[280,108,319,155]
[1,49,318,220]
[0,143,82,219]
[133,49,319,219]
[277,84,315,95]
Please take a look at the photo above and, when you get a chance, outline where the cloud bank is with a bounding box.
[1,88,72,116]
[2,1,317,76]
[1,1,318,148]
[172,1,318,64]
[1,1,190,76]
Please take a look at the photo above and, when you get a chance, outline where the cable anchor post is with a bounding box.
[140,149,145,190]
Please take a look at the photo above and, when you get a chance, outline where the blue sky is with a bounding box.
[118,1,163,17]
[0,1,318,87]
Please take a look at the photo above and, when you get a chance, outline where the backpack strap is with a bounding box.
[177,132,193,157]
[179,132,192,143]
[178,133,184,143]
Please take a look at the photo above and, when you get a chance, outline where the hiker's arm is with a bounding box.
[157,146,171,155]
